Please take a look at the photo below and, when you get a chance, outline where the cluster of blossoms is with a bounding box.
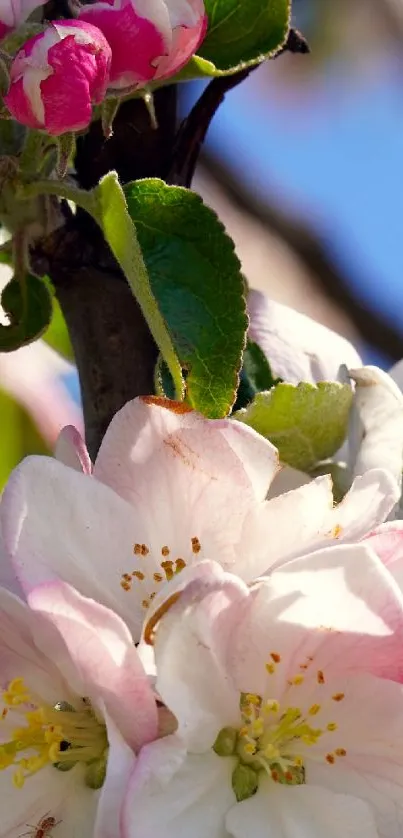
[2,296,403,838]
[1,0,206,135]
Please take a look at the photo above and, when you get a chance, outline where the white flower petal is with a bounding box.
[248,289,362,385]
[124,737,234,838]
[226,777,378,838]
[349,366,403,487]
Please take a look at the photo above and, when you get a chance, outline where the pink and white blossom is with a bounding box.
[125,552,403,838]
[78,0,207,90]
[4,21,112,135]
[0,0,47,40]
[0,397,400,642]
[0,580,157,838]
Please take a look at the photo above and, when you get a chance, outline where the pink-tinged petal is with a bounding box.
[363,522,403,567]
[124,737,234,838]
[79,0,168,88]
[1,456,149,638]
[262,468,400,574]
[226,778,378,838]
[28,581,158,750]
[54,425,92,474]
[154,10,207,80]
[324,469,400,545]
[151,563,246,751]
[248,289,362,384]
[240,475,335,578]
[0,340,83,445]
[229,545,403,694]
[349,366,403,486]
[306,675,403,838]
[363,522,403,590]
[0,519,24,598]
[94,708,137,838]
[0,585,65,701]
[94,397,279,505]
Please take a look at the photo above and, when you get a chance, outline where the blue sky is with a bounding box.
[185,52,403,332]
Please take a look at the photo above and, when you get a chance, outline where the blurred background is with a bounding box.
[1,0,402,486]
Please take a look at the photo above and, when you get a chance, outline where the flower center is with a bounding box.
[213,655,347,801]
[0,678,108,790]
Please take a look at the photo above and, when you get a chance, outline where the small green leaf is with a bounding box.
[234,381,353,471]
[200,0,291,72]
[0,274,52,351]
[124,178,248,418]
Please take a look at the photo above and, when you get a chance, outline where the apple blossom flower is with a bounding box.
[248,288,362,385]
[78,0,207,90]
[125,551,403,838]
[0,579,157,838]
[0,0,47,40]
[0,397,400,643]
[4,21,112,135]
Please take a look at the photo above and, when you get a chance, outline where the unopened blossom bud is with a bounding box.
[0,0,47,40]
[78,0,207,90]
[4,20,112,135]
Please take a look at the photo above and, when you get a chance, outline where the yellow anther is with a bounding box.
[288,675,304,686]
[326,722,337,732]
[13,769,25,788]
[265,663,275,675]
[263,743,280,759]
[245,694,261,706]
[264,700,280,714]
[308,704,321,716]
[251,719,264,737]
[175,558,186,572]
[244,743,256,755]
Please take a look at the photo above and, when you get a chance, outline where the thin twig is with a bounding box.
[169,28,309,188]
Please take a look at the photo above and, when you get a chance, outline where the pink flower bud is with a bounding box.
[78,0,207,90]
[4,20,112,135]
[0,0,47,40]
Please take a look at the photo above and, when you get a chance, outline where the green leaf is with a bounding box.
[0,274,52,351]
[234,381,353,471]
[91,172,184,401]
[124,178,248,418]
[199,0,291,72]
[233,340,282,412]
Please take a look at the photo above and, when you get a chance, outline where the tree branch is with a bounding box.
[201,151,403,361]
